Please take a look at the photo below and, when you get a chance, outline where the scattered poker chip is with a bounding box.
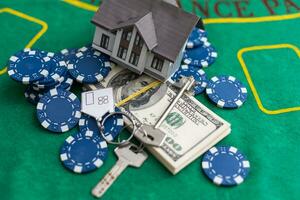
[79,108,124,141]
[171,65,208,95]
[24,86,43,105]
[60,130,108,174]
[78,114,98,133]
[36,88,81,133]
[7,49,50,84]
[183,44,217,68]
[206,75,248,109]
[202,146,250,186]
[186,28,208,49]
[67,49,111,84]
[34,52,68,88]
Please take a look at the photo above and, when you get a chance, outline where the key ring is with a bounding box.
[98,111,146,146]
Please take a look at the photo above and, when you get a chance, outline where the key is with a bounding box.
[136,77,195,147]
[92,143,148,198]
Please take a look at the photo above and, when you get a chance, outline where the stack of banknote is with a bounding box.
[84,64,231,174]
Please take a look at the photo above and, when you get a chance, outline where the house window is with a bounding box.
[100,34,109,49]
[117,46,127,60]
[151,56,164,71]
[134,34,143,48]
[128,34,143,66]
[117,28,132,60]
[121,30,132,42]
[129,52,140,66]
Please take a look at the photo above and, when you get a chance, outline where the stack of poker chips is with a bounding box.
[7,46,123,174]
[8,48,73,105]
[170,28,217,96]
[170,28,248,109]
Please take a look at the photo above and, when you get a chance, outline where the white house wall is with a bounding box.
[144,52,171,81]
[111,27,147,74]
[111,30,122,58]
[92,25,184,82]
[169,43,185,75]
[92,27,116,55]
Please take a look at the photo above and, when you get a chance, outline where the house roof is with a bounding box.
[112,12,158,51]
[91,0,200,62]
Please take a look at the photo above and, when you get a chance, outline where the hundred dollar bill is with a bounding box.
[84,64,231,174]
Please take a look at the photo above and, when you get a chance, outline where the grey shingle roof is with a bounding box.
[91,0,200,62]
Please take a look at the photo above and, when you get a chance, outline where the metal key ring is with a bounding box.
[98,111,136,145]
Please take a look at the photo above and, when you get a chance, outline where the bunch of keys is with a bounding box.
[82,77,195,198]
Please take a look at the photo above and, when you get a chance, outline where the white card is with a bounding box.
[81,88,115,120]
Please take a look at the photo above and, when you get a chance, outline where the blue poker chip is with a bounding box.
[7,49,50,84]
[183,44,218,68]
[31,70,73,92]
[60,44,93,64]
[202,146,250,186]
[24,86,43,105]
[171,65,208,95]
[78,114,99,133]
[67,48,111,84]
[56,72,73,91]
[36,88,81,133]
[186,28,208,49]
[60,130,108,174]
[34,52,68,87]
[206,75,248,108]
[60,48,78,64]
[79,108,124,141]
[100,108,124,141]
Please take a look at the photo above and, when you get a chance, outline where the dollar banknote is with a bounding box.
[84,64,231,174]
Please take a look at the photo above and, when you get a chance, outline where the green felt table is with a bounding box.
[1,0,300,199]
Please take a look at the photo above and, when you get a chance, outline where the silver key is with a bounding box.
[136,77,195,147]
[92,143,148,198]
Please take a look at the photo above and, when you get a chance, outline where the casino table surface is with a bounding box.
[1,0,300,199]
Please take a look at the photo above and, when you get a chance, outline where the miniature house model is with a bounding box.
[91,0,203,81]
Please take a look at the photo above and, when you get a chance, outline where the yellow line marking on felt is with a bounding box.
[204,12,300,24]
[62,0,98,12]
[0,67,7,75]
[238,44,300,115]
[61,1,300,114]
[0,8,48,76]
[205,14,300,115]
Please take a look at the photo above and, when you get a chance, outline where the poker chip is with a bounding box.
[36,88,81,133]
[60,130,108,174]
[60,48,78,64]
[206,75,248,109]
[34,52,68,88]
[56,72,73,90]
[78,114,99,133]
[202,146,250,186]
[67,48,111,84]
[24,86,43,105]
[186,28,208,49]
[101,109,124,141]
[7,49,50,84]
[171,64,208,95]
[183,44,217,68]
[60,45,92,65]
[79,108,124,141]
